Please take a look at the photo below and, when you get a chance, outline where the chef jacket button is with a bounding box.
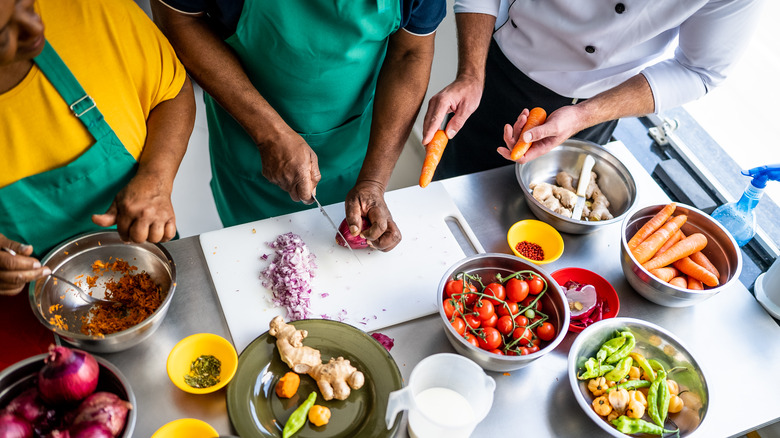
[585,45,596,54]
[511,19,517,28]
[615,3,626,13]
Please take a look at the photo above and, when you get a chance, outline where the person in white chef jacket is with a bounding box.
[421,0,764,178]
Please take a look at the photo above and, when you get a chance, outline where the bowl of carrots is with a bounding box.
[620,202,742,307]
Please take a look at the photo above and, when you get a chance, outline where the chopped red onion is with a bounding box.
[261,233,317,321]
[371,333,395,351]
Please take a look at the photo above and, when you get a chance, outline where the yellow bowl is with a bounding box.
[507,219,564,264]
[166,333,238,394]
[151,418,218,438]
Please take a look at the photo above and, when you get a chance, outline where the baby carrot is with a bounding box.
[419,130,448,188]
[510,107,547,160]
[628,203,677,252]
[649,267,679,283]
[643,233,708,271]
[668,277,688,288]
[633,215,688,264]
[673,256,719,287]
[686,275,704,290]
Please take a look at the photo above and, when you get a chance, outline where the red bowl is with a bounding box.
[552,267,619,333]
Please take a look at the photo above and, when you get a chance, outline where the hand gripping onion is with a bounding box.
[335,218,371,249]
[38,345,99,405]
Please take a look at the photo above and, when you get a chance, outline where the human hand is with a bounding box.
[421,75,484,145]
[497,105,584,164]
[0,234,50,296]
[258,130,321,204]
[92,173,177,243]
[344,181,401,252]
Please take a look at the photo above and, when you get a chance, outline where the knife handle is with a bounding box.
[576,155,596,197]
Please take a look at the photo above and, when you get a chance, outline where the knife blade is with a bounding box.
[571,154,596,221]
[313,194,362,265]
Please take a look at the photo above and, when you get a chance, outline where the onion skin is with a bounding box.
[0,412,33,438]
[335,218,370,249]
[38,345,99,405]
[72,392,132,437]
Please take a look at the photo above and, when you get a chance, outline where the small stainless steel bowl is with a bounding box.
[620,203,741,307]
[516,139,637,234]
[438,253,570,372]
[568,317,709,437]
[29,231,176,353]
[0,352,137,438]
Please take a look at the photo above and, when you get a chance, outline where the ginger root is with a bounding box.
[529,182,575,217]
[269,316,365,401]
[547,170,612,220]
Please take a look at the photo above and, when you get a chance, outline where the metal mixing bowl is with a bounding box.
[568,317,709,438]
[29,231,176,353]
[0,352,137,438]
[438,253,570,372]
[620,203,741,307]
[516,139,637,234]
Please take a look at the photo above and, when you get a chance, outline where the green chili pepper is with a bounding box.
[577,358,615,380]
[282,391,317,438]
[611,415,679,436]
[606,332,636,364]
[596,335,627,363]
[607,379,651,393]
[657,369,671,427]
[647,369,668,428]
[648,358,666,372]
[604,356,633,382]
[630,352,656,381]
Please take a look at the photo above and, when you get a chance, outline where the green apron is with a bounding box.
[207,0,401,226]
[0,41,137,258]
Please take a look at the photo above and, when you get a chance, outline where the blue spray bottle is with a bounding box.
[711,164,780,247]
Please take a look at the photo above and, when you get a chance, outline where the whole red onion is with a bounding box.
[4,388,47,424]
[38,345,99,405]
[336,218,371,249]
[71,392,132,437]
[0,412,33,438]
[68,422,113,438]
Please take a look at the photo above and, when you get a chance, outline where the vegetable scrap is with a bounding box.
[515,240,544,261]
[79,258,163,336]
[371,332,395,351]
[565,281,609,330]
[261,233,317,321]
[275,371,301,399]
[184,355,222,389]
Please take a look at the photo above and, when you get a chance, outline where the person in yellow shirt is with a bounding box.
[0,0,195,297]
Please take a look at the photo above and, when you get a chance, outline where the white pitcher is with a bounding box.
[385,353,496,438]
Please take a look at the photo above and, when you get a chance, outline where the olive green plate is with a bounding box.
[226,319,402,438]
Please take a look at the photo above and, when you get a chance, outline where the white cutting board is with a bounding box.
[199,182,482,353]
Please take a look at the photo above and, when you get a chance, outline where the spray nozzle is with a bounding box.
[742,164,780,189]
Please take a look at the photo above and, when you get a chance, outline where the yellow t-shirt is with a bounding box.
[0,0,186,187]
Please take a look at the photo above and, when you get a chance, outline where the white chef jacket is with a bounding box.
[454,0,763,113]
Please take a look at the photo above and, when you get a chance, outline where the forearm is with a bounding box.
[150,1,291,146]
[136,76,195,187]
[358,31,436,188]
[574,74,655,131]
[454,13,496,83]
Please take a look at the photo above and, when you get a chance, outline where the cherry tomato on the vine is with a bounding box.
[513,326,533,344]
[518,346,531,356]
[475,299,495,321]
[443,298,463,319]
[537,322,556,341]
[496,315,514,335]
[528,276,545,295]
[482,313,498,328]
[520,296,542,313]
[464,332,480,348]
[527,344,540,354]
[506,278,529,302]
[478,327,502,350]
[483,283,506,306]
[464,313,481,329]
[497,301,518,317]
[489,349,504,355]
[451,317,466,336]
[514,315,529,327]
[444,279,461,298]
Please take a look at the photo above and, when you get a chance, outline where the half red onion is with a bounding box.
[336,218,370,249]
[564,280,598,321]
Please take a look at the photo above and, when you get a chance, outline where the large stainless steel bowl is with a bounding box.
[620,203,741,307]
[516,139,637,234]
[438,253,570,372]
[0,352,137,438]
[29,231,176,353]
[568,317,708,438]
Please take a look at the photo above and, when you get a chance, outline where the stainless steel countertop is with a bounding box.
[108,143,780,437]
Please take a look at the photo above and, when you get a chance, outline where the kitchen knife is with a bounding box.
[571,154,596,221]
[312,194,362,265]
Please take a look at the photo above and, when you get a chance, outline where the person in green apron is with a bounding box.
[0,0,194,298]
[152,0,445,251]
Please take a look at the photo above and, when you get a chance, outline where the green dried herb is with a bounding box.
[184,354,221,388]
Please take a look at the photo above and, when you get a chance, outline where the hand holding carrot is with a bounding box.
[419,130,448,188]
[498,105,583,164]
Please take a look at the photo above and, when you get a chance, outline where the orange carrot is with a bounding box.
[669,276,688,288]
[649,267,679,283]
[673,256,719,287]
[633,215,687,264]
[643,233,708,271]
[656,230,684,256]
[686,275,704,290]
[627,203,677,252]
[510,107,547,160]
[419,130,448,188]
[690,251,720,280]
